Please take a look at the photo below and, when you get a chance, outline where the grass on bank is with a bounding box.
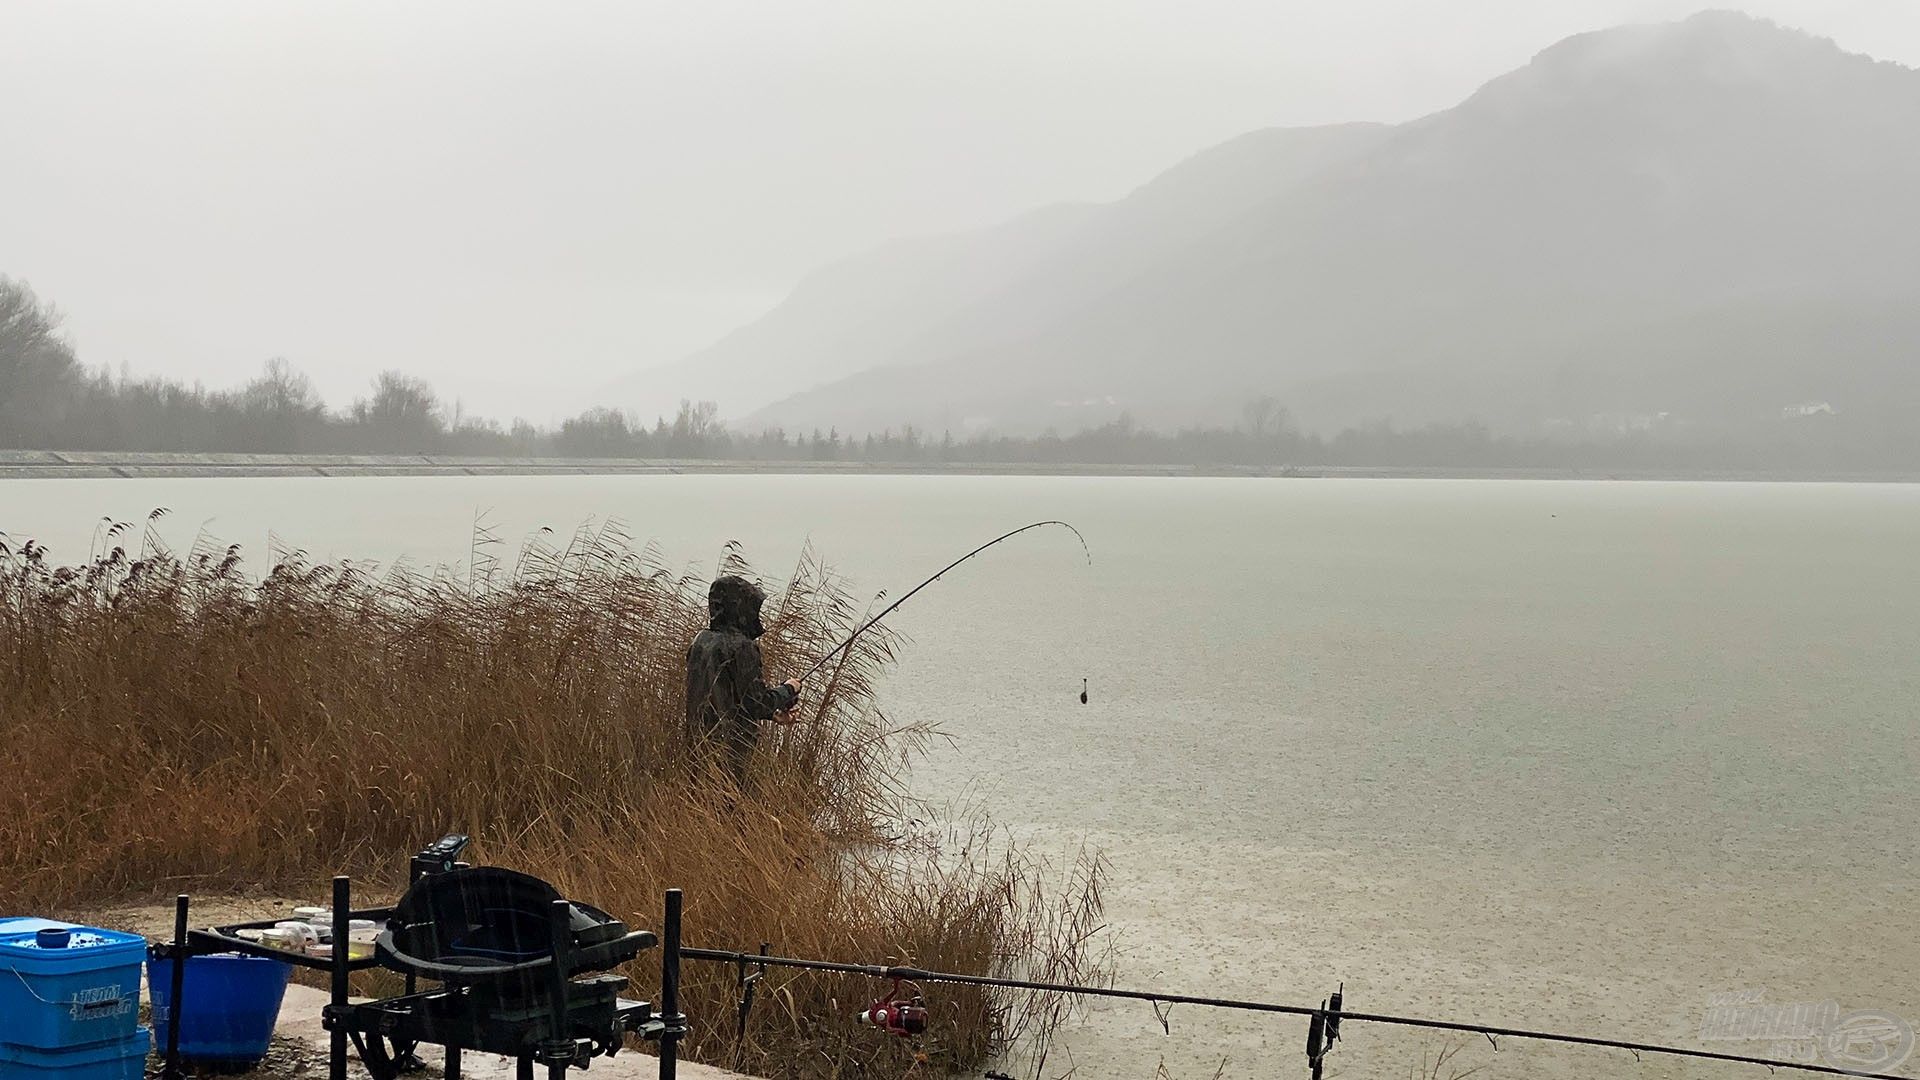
[0,513,1108,1078]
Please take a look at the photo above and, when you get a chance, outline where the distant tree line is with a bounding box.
[1,278,525,455]
[549,410,1912,474]
[3,276,1913,471]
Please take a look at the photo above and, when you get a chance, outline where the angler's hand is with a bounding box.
[775,678,803,725]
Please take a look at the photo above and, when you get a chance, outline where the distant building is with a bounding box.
[1782,401,1835,418]
[1587,411,1670,434]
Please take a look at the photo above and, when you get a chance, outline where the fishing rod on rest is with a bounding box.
[682,946,1915,1080]
[793,520,1094,699]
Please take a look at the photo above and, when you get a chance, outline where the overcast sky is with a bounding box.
[3,0,1915,422]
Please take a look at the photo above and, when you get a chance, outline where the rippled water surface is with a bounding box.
[7,475,1916,1078]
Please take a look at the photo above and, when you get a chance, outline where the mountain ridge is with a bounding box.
[626,10,1920,438]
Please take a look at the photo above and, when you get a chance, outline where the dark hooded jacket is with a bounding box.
[685,575,800,775]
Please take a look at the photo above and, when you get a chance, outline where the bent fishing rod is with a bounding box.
[794,520,1092,688]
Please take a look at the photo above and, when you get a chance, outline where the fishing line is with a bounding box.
[796,520,1093,701]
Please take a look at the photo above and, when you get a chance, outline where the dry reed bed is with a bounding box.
[0,514,1107,1078]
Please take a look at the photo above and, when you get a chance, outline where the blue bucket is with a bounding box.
[146,952,292,1068]
[0,926,144,1050]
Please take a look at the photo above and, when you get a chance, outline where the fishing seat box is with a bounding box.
[0,926,145,1051]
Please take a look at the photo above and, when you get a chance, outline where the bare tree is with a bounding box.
[1241,394,1283,438]
[234,358,327,450]
[556,407,640,456]
[351,371,445,452]
[239,358,323,416]
[665,399,723,455]
[0,277,83,448]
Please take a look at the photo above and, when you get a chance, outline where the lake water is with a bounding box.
[5,475,1916,1078]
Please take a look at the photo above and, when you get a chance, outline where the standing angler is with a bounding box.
[686,575,801,781]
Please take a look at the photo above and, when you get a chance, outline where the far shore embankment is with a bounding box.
[3,449,1917,483]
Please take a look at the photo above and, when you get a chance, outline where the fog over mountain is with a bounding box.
[604,122,1392,419]
[635,11,1920,438]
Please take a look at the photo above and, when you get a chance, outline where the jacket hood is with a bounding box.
[708,575,768,638]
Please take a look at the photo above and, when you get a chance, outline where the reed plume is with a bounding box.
[0,513,1108,1078]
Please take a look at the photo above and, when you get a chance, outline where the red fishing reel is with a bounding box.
[855,977,928,1038]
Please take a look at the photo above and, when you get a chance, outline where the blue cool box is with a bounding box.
[0,1027,149,1080]
[0,926,145,1051]
[147,953,292,1066]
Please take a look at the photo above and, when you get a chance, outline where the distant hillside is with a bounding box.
[621,11,1920,438]
[605,122,1391,422]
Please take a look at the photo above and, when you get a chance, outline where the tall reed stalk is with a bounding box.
[0,513,1108,1078]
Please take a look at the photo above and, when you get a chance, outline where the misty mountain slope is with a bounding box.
[1277,295,1920,433]
[894,122,1394,379]
[727,11,1920,436]
[599,202,1101,419]
[606,122,1390,421]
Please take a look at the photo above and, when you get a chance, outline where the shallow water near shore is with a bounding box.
[6,475,1917,1078]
